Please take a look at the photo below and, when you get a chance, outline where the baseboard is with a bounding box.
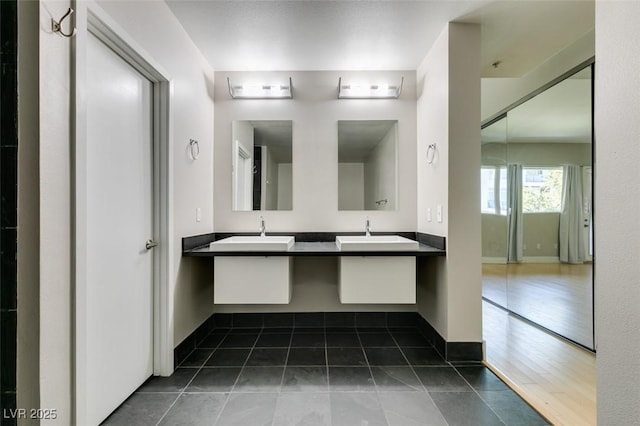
[416,314,483,362]
[207,311,418,329]
[174,311,482,368]
[482,257,507,264]
[174,313,217,368]
[483,256,561,264]
[522,256,560,263]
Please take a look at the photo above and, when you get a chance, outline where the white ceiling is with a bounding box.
[460,0,594,77]
[166,0,594,77]
[481,66,592,144]
[507,75,592,143]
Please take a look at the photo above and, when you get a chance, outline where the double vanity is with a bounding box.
[183,229,445,306]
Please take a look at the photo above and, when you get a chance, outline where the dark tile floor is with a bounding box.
[102,326,549,426]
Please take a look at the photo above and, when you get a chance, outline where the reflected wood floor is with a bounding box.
[483,301,596,426]
[482,263,593,348]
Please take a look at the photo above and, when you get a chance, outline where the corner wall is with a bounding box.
[595,2,640,424]
[416,23,482,345]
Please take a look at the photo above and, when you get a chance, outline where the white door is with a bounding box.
[86,32,154,425]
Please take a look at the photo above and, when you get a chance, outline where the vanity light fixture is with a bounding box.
[337,76,404,99]
[227,77,293,99]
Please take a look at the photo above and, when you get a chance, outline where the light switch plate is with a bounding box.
[436,205,443,223]
[427,208,432,222]
[196,207,202,222]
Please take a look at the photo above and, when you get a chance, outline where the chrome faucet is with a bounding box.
[365,216,372,237]
[259,216,266,237]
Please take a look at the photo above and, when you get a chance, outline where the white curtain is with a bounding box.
[507,164,523,263]
[559,165,586,264]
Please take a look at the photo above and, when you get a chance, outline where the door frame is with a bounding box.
[72,1,174,424]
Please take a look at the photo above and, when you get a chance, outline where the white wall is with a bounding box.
[232,120,254,153]
[214,71,416,232]
[277,163,293,210]
[595,2,640,424]
[16,1,75,423]
[338,163,364,210]
[416,24,449,340]
[265,147,278,210]
[232,120,254,210]
[96,0,216,348]
[364,125,397,210]
[416,23,482,343]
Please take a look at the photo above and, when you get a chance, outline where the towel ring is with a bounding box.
[426,143,437,164]
[189,139,200,160]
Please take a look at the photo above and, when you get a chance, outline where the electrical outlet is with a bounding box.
[196,207,202,222]
[436,205,443,223]
[427,208,432,222]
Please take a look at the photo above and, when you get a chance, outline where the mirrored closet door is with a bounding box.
[481,63,594,350]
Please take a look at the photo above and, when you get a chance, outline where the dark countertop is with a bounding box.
[183,239,446,257]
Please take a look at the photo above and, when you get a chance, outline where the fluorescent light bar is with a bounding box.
[227,77,293,99]
[338,76,403,99]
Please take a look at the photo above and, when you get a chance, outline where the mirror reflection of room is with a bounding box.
[232,120,293,211]
[338,120,398,211]
[481,64,594,350]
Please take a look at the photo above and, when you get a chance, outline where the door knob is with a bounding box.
[145,240,158,250]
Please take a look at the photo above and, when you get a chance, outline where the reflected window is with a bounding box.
[481,166,507,215]
[522,167,563,213]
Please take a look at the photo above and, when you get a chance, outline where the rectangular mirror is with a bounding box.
[338,120,398,211]
[232,120,292,211]
[481,116,508,307]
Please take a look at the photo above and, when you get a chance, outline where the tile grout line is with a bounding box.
[117,319,546,426]
[357,326,391,426]
[388,327,453,426]
[390,327,432,392]
[154,328,231,426]
[450,364,509,426]
[211,325,264,426]
[269,326,295,426]
[323,317,333,426]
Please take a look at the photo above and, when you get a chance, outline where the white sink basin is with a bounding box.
[335,235,419,251]
[210,236,295,252]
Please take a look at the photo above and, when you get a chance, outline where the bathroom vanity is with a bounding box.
[183,232,445,305]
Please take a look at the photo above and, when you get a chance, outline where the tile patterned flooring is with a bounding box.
[102,326,549,426]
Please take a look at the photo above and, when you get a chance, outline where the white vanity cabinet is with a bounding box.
[338,256,416,304]
[214,256,292,304]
